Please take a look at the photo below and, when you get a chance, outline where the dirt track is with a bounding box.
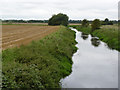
[2,25,60,50]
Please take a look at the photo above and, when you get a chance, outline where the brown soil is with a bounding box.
[2,25,60,50]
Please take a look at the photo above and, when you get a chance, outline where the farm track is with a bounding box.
[2,25,60,50]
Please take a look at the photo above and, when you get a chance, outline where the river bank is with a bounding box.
[61,27,118,88]
[69,25,119,52]
[2,26,77,89]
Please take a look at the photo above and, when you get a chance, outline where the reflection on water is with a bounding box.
[81,32,89,40]
[60,28,118,88]
[91,37,100,47]
[81,32,101,47]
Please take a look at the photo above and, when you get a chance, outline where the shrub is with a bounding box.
[81,19,89,27]
[91,19,101,32]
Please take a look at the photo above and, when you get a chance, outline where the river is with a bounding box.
[60,27,118,88]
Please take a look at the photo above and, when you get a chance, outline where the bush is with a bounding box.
[81,19,89,27]
[91,19,101,32]
[48,13,69,26]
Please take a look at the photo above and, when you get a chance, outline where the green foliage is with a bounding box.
[70,25,119,51]
[48,13,69,26]
[92,26,119,51]
[102,18,113,25]
[2,26,77,89]
[91,19,101,32]
[105,18,109,22]
[75,25,91,34]
[82,19,89,27]
[2,23,48,26]
[68,25,80,28]
[2,20,48,23]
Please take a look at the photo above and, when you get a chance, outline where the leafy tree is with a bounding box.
[102,18,113,25]
[82,19,89,27]
[105,18,109,22]
[91,19,101,32]
[103,18,109,25]
[48,13,69,26]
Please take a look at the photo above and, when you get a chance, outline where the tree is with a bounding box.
[103,18,109,25]
[48,13,69,26]
[81,19,89,27]
[91,19,101,32]
[102,18,113,25]
[105,18,109,22]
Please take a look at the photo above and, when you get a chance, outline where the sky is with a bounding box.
[0,0,119,20]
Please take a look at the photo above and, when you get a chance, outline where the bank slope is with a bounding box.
[2,26,77,89]
[69,25,119,51]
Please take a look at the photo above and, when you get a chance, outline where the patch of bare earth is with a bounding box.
[2,25,60,50]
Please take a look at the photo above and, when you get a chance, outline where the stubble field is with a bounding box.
[2,25,60,49]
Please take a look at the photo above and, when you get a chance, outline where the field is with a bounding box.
[2,25,59,49]
[2,26,77,88]
[2,23,119,89]
[69,23,81,25]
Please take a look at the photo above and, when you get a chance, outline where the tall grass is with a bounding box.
[2,26,77,89]
[70,25,119,51]
[75,26,91,34]
[92,25,119,51]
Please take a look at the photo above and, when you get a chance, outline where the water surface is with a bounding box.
[60,28,118,88]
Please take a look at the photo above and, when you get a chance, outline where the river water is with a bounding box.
[60,28,118,88]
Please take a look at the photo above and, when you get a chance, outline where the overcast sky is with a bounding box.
[0,0,119,20]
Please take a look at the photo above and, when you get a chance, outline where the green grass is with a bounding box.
[68,25,80,28]
[75,26,91,34]
[2,26,77,89]
[92,25,119,51]
[70,25,119,51]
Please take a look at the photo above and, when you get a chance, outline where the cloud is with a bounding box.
[0,0,119,20]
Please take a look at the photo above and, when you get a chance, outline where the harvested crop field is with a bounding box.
[2,25,60,49]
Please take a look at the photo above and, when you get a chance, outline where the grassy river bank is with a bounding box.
[69,25,119,52]
[2,26,77,89]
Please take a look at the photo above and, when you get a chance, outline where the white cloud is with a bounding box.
[0,0,119,20]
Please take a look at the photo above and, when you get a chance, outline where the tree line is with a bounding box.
[2,18,117,25]
[2,20,48,23]
[81,18,118,32]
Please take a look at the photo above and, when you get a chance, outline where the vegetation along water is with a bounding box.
[69,24,119,52]
[2,26,77,89]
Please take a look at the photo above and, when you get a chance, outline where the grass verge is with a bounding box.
[70,25,120,51]
[2,26,77,89]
